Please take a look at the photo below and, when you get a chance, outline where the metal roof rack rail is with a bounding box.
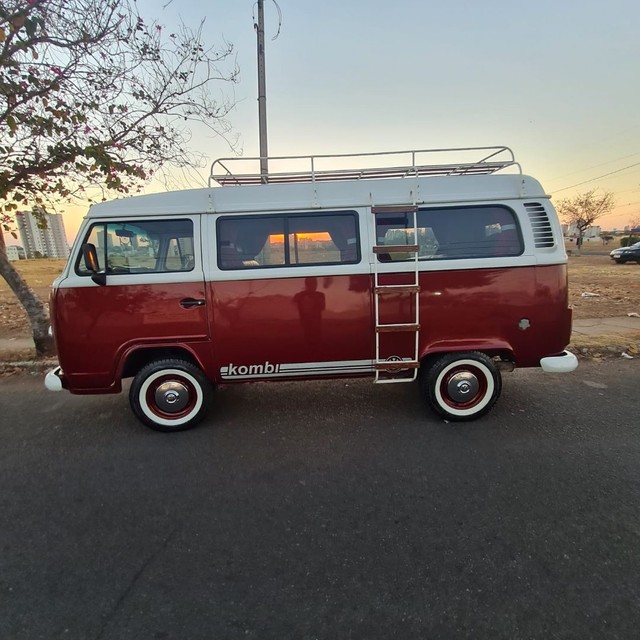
[209,146,521,187]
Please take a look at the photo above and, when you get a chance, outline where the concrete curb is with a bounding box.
[0,358,58,375]
[570,344,639,361]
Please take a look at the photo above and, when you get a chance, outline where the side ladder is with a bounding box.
[372,207,421,384]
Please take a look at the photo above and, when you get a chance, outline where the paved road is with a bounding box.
[1,361,640,640]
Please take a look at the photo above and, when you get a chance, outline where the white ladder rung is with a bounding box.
[375,285,420,293]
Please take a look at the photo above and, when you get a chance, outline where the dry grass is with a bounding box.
[568,255,638,319]
[1,253,638,341]
[0,259,66,339]
[3,258,66,290]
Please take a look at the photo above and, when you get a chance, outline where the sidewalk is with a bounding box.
[0,338,34,352]
[0,338,56,371]
[571,316,640,337]
[1,317,638,370]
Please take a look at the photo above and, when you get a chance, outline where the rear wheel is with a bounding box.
[422,352,501,421]
[129,358,212,432]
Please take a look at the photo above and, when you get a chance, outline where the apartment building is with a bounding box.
[15,211,70,259]
[6,245,26,261]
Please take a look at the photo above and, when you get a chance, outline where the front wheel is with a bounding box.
[129,358,212,432]
[422,352,501,421]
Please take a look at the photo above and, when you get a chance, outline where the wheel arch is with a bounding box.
[420,341,515,369]
[119,345,203,381]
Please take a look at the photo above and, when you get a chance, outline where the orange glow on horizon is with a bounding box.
[269,232,331,244]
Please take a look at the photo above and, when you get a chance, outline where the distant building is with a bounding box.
[15,211,70,259]
[563,222,602,239]
[584,225,601,240]
[565,222,601,240]
[6,245,26,261]
[566,221,579,237]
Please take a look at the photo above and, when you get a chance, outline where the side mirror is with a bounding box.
[82,243,107,286]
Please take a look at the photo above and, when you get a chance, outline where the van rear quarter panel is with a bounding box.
[415,263,571,366]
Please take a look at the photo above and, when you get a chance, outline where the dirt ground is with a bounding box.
[0,259,66,340]
[0,253,638,343]
[568,254,638,318]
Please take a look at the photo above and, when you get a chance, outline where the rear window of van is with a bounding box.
[375,205,522,261]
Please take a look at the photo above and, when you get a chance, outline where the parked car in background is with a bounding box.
[610,241,640,264]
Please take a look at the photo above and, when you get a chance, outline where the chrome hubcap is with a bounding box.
[447,371,480,402]
[155,381,189,413]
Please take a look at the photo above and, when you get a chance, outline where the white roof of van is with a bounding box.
[87,147,551,218]
[87,173,547,218]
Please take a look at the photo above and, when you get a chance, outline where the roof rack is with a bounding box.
[209,146,521,187]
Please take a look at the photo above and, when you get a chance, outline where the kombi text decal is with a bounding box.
[222,361,281,377]
[220,360,374,380]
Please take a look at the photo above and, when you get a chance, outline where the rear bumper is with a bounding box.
[44,366,65,391]
[540,350,578,373]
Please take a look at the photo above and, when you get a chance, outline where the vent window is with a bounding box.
[525,202,555,248]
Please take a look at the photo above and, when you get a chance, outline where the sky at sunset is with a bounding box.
[51,0,640,241]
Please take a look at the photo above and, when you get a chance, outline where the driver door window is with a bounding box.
[76,220,194,275]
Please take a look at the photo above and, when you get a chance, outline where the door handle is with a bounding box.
[180,298,206,309]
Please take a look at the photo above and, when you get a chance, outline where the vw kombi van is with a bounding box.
[45,147,577,431]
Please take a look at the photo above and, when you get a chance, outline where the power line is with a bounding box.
[613,200,640,209]
[552,162,640,194]
[546,152,640,184]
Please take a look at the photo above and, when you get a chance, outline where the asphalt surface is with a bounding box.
[1,360,640,640]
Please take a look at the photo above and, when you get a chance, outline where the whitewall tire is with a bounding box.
[129,359,212,432]
[423,352,501,421]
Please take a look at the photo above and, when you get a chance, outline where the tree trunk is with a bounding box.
[0,231,56,358]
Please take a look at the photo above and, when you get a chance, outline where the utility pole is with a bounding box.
[256,0,268,182]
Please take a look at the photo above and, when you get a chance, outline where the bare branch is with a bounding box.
[556,189,615,233]
[0,0,240,214]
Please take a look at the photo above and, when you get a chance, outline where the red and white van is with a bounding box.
[45,147,577,431]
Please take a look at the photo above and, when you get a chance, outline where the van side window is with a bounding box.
[374,211,418,262]
[375,206,522,261]
[217,211,360,269]
[76,219,194,275]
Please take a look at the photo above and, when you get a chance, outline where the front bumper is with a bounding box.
[540,350,578,373]
[44,366,65,391]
